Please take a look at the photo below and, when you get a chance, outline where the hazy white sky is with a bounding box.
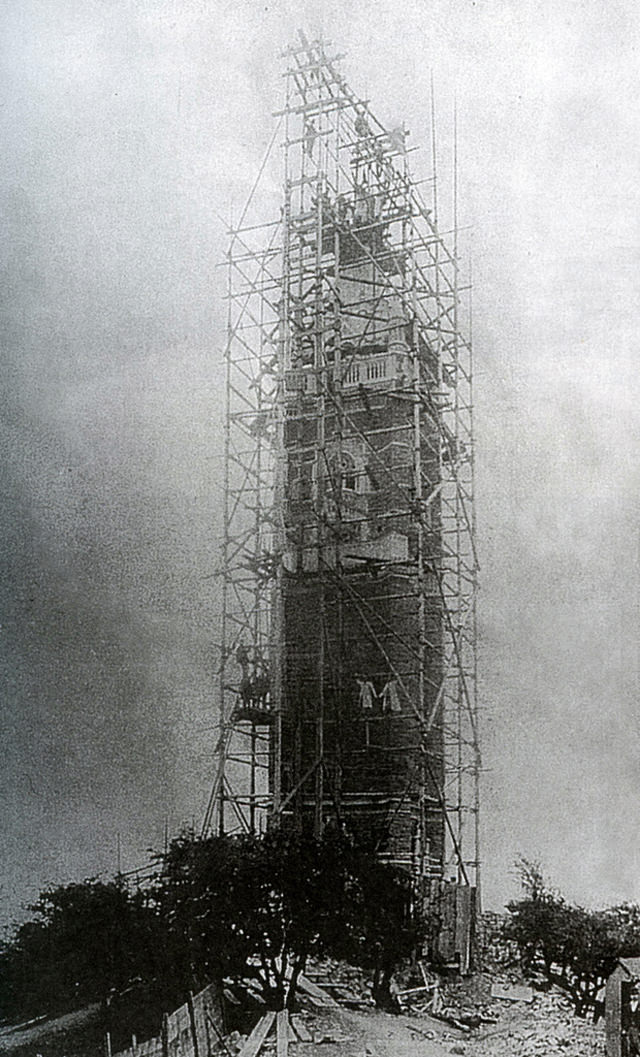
[2,0,640,922]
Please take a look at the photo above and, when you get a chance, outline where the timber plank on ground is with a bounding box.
[296,975,340,1008]
[276,1011,289,1057]
[290,1015,312,1042]
[237,1012,276,1057]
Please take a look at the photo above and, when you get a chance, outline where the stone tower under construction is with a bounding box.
[203,35,479,956]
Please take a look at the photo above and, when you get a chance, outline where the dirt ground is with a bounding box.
[0,982,606,1057]
[259,987,605,1057]
[0,1005,103,1057]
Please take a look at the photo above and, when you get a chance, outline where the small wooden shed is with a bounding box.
[606,956,640,1057]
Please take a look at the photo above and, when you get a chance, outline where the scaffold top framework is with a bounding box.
[203,32,480,898]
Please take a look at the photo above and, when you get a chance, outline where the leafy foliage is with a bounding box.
[506,859,640,1019]
[325,840,425,1010]
[0,879,161,1022]
[0,827,425,1021]
[154,827,340,1009]
[154,826,424,1011]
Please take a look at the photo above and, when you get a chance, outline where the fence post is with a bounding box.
[161,1013,169,1057]
[187,992,200,1057]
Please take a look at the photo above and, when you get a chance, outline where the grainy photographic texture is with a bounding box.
[2,0,639,935]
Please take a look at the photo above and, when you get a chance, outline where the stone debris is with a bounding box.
[311,1032,353,1045]
[221,1029,246,1054]
[472,988,606,1057]
[303,958,375,1009]
[490,982,533,1003]
[211,962,605,1057]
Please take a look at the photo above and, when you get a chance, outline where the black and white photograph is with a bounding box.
[2,3,639,1055]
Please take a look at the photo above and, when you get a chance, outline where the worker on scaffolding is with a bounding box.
[304,118,317,157]
[235,644,271,712]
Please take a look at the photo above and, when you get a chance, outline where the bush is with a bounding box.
[154,826,425,1011]
[506,859,640,1019]
[0,828,428,1021]
[326,842,424,1010]
[0,880,160,1022]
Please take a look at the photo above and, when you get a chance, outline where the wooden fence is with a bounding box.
[111,984,224,1057]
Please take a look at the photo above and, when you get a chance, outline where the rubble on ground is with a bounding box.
[303,957,376,1009]
[473,987,605,1056]
[393,967,605,1055]
[213,961,606,1057]
[395,970,605,1057]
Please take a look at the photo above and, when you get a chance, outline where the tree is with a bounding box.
[506,859,640,1019]
[155,827,356,1010]
[154,826,426,1012]
[0,879,161,1022]
[327,842,425,1010]
[0,829,429,1022]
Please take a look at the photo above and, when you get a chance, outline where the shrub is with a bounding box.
[506,859,640,1019]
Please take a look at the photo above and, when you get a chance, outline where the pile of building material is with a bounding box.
[302,959,375,1009]
[392,967,498,1031]
[211,962,607,1057]
[472,986,606,1057]
[218,975,350,1057]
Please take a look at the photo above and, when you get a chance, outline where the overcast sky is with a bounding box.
[2,0,640,925]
